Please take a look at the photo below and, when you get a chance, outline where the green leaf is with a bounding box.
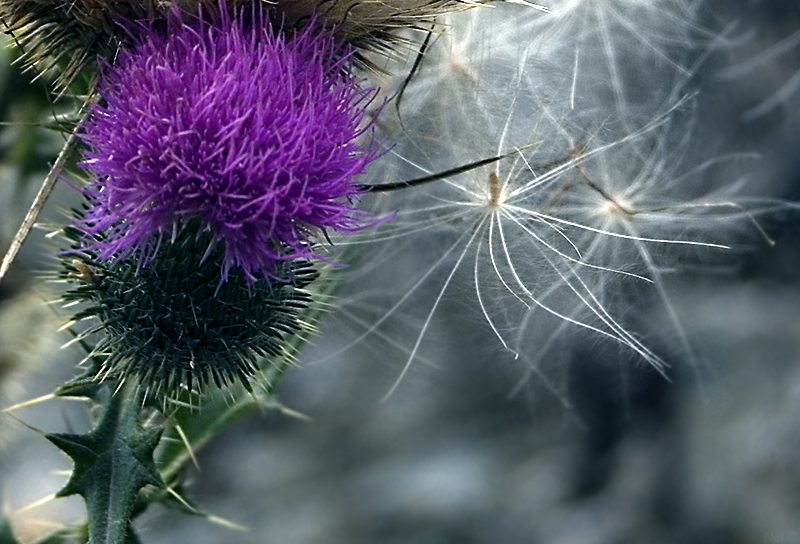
[47,383,163,544]
[0,517,21,544]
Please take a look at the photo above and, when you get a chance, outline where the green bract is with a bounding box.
[59,220,316,400]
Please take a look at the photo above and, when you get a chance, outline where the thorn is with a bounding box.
[165,487,193,511]
[205,514,249,532]
[173,423,200,471]
[58,320,78,332]
[3,411,46,436]
[278,405,312,422]
[3,394,56,412]
[165,488,248,531]
[15,494,57,514]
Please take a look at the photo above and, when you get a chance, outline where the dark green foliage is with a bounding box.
[59,221,316,400]
[46,384,161,544]
[0,517,21,544]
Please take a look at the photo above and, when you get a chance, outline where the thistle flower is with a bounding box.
[0,0,544,286]
[77,6,380,282]
[58,219,316,399]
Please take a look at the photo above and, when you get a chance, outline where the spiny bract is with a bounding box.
[60,220,316,399]
[0,0,487,88]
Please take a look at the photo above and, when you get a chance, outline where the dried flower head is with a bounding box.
[59,220,316,400]
[77,5,380,282]
[0,0,492,89]
[338,2,784,398]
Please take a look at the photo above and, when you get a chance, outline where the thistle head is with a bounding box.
[1,0,484,89]
[59,219,316,400]
[76,5,380,283]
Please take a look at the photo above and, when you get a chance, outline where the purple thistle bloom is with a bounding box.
[78,5,380,282]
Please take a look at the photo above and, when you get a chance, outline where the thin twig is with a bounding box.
[0,89,96,284]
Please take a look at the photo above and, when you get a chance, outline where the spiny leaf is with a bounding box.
[46,383,163,544]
